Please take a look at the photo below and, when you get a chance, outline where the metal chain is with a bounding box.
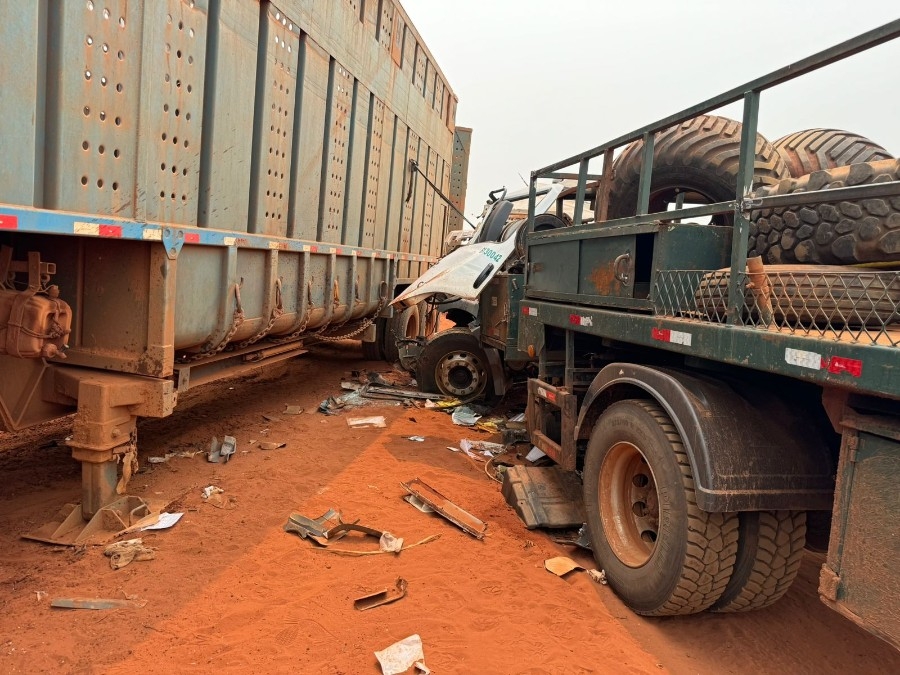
[237,279,283,348]
[313,293,386,343]
[183,284,245,362]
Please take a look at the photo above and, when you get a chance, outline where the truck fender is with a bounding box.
[575,363,835,512]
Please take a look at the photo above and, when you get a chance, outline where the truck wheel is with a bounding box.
[383,304,420,363]
[711,511,806,612]
[773,128,892,178]
[583,399,739,616]
[750,159,900,264]
[607,114,787,224]
[361,318,386,360]
[415,328,492,402]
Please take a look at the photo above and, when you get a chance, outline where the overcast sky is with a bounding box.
[402,1,899,221]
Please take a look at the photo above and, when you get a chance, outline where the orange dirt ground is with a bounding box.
[0,341,898,674]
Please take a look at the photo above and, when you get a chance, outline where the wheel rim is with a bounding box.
[436,350,486,398]
[599,441,660,568]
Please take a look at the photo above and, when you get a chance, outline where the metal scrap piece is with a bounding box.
[354,578,408,611]
[51,597,146,610]
[283,508,342,540]
[401,478,487,539]
[544,556,583,577]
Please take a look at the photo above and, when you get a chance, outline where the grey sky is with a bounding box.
[402,1,899,221]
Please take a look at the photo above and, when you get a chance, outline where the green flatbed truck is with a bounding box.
[411,20,900,648]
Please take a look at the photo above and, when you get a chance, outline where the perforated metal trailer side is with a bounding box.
[0,0,469,534]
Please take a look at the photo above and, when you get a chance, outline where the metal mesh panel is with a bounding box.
[655,269,900,347]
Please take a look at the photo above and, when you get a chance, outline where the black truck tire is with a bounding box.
[694,265,900,328]
[773,128,892,178]
[750,159,900,264]
[583,400,739,616]
[415,328,492,402]
[361,319,386,360]
[712,511,806,613]
[607,115,787,224]
[383,304,420,363]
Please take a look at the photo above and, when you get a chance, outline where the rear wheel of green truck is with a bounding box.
[711,510,807,612]
[583,400,739,616]
[415,328,493,402]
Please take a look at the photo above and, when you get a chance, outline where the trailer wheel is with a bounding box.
[773,128,892,178]
[750,158,900,264]
[711,511,806,612]
[607,115,787,224]
[583,400,739,615]
[362,319,385,360]
[383,304,421,363]
[415,328,492,402]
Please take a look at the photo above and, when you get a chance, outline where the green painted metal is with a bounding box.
[480,273,529,359]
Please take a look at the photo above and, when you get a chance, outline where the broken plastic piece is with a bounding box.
[525,446,547,462]
[374,634,426,675]
[347,416,387,428]
[354,578,408,611]
[451,406,481,426]
[404,436,426,442]
[379,531,404,553]
[544,556,583,577]
[401,478,487,539]
[587,569,608,585]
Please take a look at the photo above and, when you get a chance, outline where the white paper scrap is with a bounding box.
[526,446,547,462]
[375,634,426,675]
[141,512,184,531]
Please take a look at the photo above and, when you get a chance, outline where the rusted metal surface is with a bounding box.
[401,478,488,539]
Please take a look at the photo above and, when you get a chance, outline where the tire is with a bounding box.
[607,115,788,224]
[415,328,493,402]
[749,159,900,265]
[361,322,385,361]
[583,400,739,616]
[383,304,420,363]
[694,265,900,327]
[773,128,892,178]
[711,511,806,613]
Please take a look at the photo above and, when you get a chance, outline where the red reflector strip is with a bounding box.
[185,233,200,243]
[99,225,122,237]
[0,215,18,230]
[522,306,538,317]
[824,356,862,378]
[537,386,556,403]
[652,328,671,342]
[569,314,593,327]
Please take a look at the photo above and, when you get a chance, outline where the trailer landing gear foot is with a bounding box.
[22,496,152,546]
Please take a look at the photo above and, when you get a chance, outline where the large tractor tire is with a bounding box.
[773,128,892,178]
[383,304,421,364]
[415,328,493,402]
[607,115,788,224]
[749,159,900,265]
[361,318,386,360]
[711,511,806,613]
[583,399,739,616]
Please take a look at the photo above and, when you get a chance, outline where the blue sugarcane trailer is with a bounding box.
[500,22,899,646]
[0,0,469,542]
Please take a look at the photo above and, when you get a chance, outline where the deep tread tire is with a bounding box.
[583,400,739,616]
[773,128,892,178]
[383,304,420,363]
[361,330,384,361]
[750,159,900,264]
[415,328,492,402]
[607,115,788,223]
[712,511,806,613]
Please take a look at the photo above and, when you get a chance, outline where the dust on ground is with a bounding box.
[0,342,897,674]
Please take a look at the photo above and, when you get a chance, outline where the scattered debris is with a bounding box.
[140,512,184,531]
[320,534,440,557]
[525,446,547,462]
[354,578,408,611]
[460,439,505,455]
[501,466,586,529]
[403,494,435,513]
[34,591,47,602]
[51,597,147,610]
[374,634,427,675]
[262,414,282,422]
[509,412,526,423]
[587,569,608,585]
[544,556,584,577]
[379,532,404,553]
[258,441,286,450]
[147,456,169,464]
[401,478,487,540]
[404,435,426,442]
[551,525,593,551]
[104,538,156,570]
[208,436,237,463]
[201,485,224,500]
[283,405,304,415]
[451,406,481,426]
[347,416,386,428]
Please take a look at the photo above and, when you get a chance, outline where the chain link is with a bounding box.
[237,279,283,348]
[183,284,245,362]
[313,293,386,343]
